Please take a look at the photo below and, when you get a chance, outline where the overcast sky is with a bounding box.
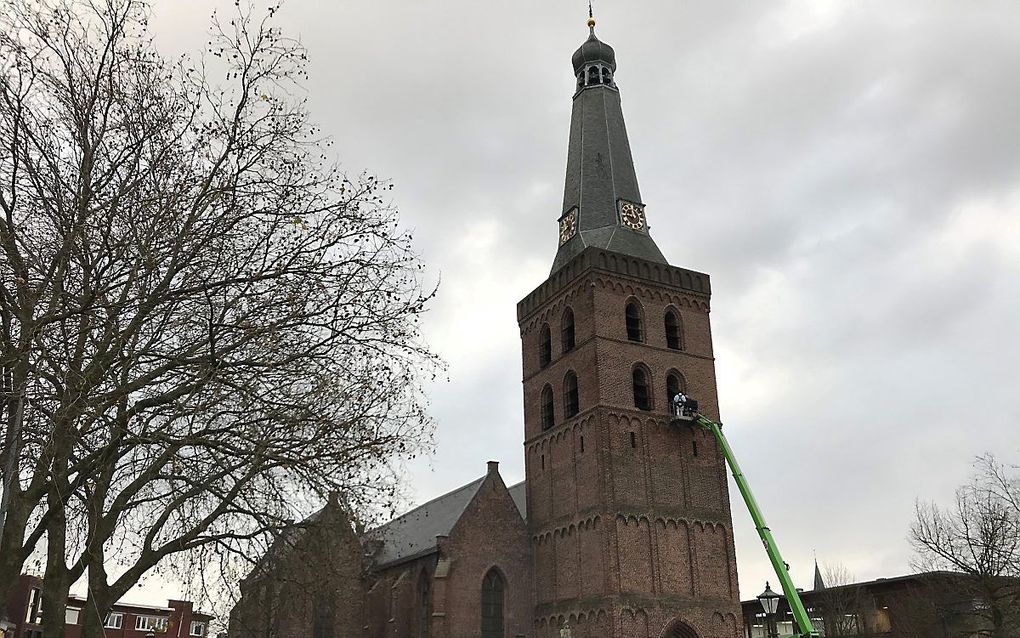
[148,0,1020,603]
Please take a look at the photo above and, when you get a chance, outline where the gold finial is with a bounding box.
[587,16,596,28]
[587,1,596,28]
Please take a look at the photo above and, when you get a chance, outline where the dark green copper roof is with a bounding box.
[551,27,667,274]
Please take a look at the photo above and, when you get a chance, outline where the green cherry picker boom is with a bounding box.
[671,396,820,638]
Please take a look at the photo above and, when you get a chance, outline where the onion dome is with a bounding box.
[571,22,617,76]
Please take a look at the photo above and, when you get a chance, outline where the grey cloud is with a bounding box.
[150,0,1020,599]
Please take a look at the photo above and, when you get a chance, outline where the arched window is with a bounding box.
[418,571,431,638]
[541,385,555,430]
[312,595,334,638]
[625,301,644,342]
[666,371,685,409]
[480,569,504,638]
[665,309,683,350]
[561,308,576,352]
[539,324,551,368]
[633,366,652,411]
[563,371,579,418]
[588,66,599,85]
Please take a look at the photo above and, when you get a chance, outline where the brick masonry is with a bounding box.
[228,248,742,638]
[520,248,742,638]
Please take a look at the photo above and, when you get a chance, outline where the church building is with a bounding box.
[228,16,742,638]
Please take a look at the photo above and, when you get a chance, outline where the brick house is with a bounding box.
[3,574,214,638]
[229,17,741,638]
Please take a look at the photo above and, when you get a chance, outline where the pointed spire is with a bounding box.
[552,18,667,273]
[813,558,826,591]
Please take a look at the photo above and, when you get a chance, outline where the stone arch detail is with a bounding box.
[659,618,701,638]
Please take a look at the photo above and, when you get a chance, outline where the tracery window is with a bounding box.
[480,569,505,638]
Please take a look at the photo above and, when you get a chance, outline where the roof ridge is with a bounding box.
[369,474,486,534]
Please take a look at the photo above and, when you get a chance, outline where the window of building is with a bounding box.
[190,622,205,637]
[632,366,652,410]
[480,569,505,638]
[65,608,80,625]
[630,432,637,448]
[135,615,168,632]
[563,371,579,418]
[312,595,334,638]
[105,614,124,630]
[561,308,575,352]
[418,571,431,638]
[625,302,644,342]
[539,324,552,368]
[25,588,42,624]
[665,309,683,350]
[666,371,685,409]
[541,384,555,430]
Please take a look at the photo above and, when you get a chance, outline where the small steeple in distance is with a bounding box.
[551,11,668,273]
[813,558,826,591]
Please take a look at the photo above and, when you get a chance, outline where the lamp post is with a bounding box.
[757,582,781,638]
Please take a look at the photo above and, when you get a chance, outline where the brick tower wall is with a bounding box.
[519,248,742,638]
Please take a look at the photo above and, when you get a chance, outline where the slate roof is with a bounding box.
[508,480,527,519]
[367,477,527,568]
[552,28,668,274]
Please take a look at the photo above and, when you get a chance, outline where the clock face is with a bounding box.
[559,208,578,245]
[619,200,646,231]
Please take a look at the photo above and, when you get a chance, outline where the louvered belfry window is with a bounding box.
[481,569,504,638]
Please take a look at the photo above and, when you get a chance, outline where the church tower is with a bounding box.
[518,16,742,638]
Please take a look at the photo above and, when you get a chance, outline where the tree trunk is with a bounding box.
[0,490,29,616]
[40,530,68,638]
[80,588,113,638]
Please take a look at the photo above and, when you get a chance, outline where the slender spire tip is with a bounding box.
[587,1,596,28]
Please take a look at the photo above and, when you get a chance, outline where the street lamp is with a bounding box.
[757,582,781,638]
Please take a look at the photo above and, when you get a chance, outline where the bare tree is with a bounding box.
[0,2,440,638]
[816,563,867,636]
[910,455,1020,638]
[884,580,945,638]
